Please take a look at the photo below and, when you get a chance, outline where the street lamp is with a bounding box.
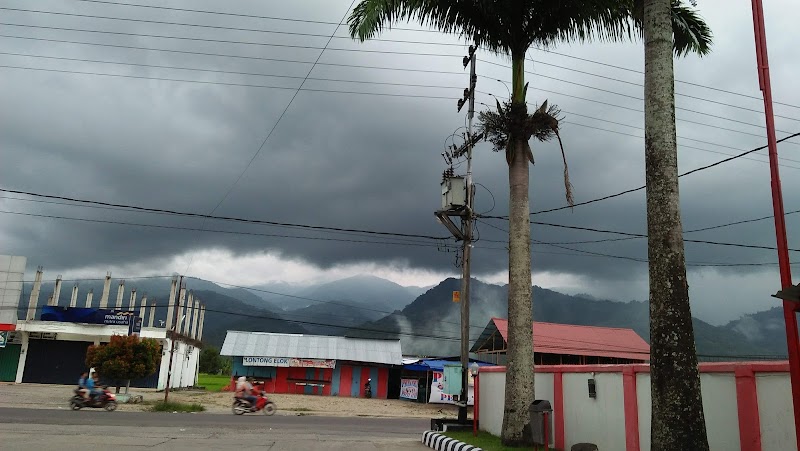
[470,362,480,436]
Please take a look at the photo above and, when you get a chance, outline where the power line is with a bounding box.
[527,51,800,111]
[0,63,459,100]
[525,132,800,215]
[0,33,465,75]
[474,219,800,267]
[204,0,354,219]
[0,51,461,90]
[66,0,800,111]
[0,188,449,240]
[0,21,462,58]
[0,209,457,249]
[685,209,800,234]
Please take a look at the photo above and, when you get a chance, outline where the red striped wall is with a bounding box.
[338,365,353,397]
[377,367,389,399]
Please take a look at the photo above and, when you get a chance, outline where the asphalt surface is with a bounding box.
[0,408,431,450]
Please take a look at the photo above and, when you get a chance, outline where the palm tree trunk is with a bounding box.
[643,1,709,450]
[501,52,535,447]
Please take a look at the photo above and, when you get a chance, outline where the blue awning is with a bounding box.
[403,358,492,372]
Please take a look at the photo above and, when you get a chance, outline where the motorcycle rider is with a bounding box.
[235,376,258,410]
[86,372,102,402]
[77,372,89,399]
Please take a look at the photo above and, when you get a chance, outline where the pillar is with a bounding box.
[26,267,43,321]
[115,280,125,310]
[197,305,205,341]
[148,300,156,328]
[190,298,199,339]
[129,289,137,311]
[51,275,62,307]
[165,276,178,330]
[15,332,29,383]
[98,273,111,309]
[177,284,187,333]
[69,284,79,308]
[139,294,147,322]
[85,289,93,308]
[182,291,194,336]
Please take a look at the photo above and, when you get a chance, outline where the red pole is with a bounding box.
[750,1,800,449]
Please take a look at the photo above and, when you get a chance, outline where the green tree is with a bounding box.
[199,347,223,374]
[86,335,161,394]
[349,0,711,446]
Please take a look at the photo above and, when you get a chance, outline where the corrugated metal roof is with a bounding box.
[220,331,402,365]
[471,318,650,361]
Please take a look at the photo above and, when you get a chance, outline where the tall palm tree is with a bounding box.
[349,1,711,446]
[640,1,712,450]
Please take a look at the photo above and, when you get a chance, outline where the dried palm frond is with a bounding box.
[478,98,574,207]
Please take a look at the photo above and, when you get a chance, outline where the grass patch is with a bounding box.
[197,373,231,392]
[148,401,206,412]
[444,431,542,451]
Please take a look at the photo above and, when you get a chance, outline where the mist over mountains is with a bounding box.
[17,274,791,358]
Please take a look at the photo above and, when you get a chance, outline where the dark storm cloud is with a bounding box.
[1,0,799,321]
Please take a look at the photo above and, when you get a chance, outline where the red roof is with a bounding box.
[488,317,650,361]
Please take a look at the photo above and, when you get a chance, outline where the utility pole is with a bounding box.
[458,45,477,424]
[750,1,800,448]
[163,275,183,403]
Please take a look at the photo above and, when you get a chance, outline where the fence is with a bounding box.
[477,362,795,451]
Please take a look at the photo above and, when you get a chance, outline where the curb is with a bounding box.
[422,430,483,451]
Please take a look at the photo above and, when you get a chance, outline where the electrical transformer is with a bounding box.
[441,176,466,210]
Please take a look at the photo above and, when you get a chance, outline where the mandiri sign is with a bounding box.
[41,306,137,326]
[243,356,335,369]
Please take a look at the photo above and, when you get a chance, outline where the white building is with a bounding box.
[0,258,205,389]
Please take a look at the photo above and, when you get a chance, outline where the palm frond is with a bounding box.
[478,99,574,205]
[670,0,712,57]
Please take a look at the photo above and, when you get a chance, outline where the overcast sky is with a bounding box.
[1,0,798,325]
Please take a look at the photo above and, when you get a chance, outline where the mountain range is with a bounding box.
[15,275,793,358]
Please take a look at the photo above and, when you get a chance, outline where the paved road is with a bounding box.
[0,408,431,450]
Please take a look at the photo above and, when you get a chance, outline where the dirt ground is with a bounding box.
[0,382,465,418]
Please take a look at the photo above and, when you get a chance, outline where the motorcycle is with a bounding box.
[70,387,118,411]
[364,378,372,398]
[232,391,276,416]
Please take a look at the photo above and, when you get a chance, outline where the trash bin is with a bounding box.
[529,399,553,446]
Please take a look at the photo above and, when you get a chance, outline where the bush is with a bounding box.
[86,335,161,392]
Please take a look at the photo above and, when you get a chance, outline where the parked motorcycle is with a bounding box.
[70,387,118,411]
[232,391,276,416]
[364,378,372,398]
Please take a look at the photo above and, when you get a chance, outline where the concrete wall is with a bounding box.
[0,255,26,326]
[156,338,199,390]
[477,363,796,451]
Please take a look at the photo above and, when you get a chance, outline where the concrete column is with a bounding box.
[46,294,54,307]
[177,285,187,333]
[26,268,43,321]
[190,298,199,339]
[182,291,194,336]
[138,294,146,321]
[165,276,178,330]
[129,289,137,311]
[148,300,156,328]
[197,305,205,341]
[115,280,125,310]
[85,289,94,308]
[69,285,79,308]
[52,276,62,306]
[15,332,29,383]
[98,273,111,309]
